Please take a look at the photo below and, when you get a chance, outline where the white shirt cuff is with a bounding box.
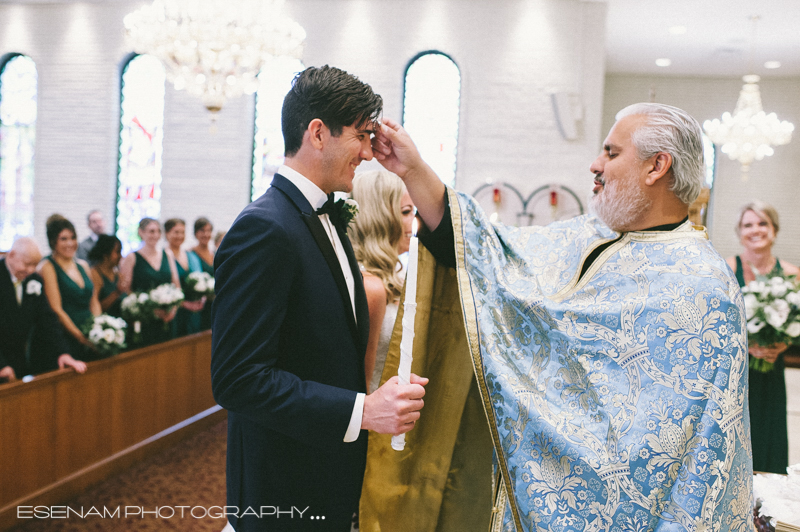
[343,393,365,442]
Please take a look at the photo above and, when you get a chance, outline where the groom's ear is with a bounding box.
[307,119,326,150]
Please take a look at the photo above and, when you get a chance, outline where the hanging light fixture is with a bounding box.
[124,0,306,116]
[703,16,793,177]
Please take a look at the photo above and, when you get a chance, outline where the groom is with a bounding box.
[212,66,427,532]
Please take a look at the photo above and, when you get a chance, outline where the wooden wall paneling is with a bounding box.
[0,332,216,529]
[0,384,57,507]
[155,342,195,431]
[53,364,114,479]
[110,350,160,452]
[192,334,216,413]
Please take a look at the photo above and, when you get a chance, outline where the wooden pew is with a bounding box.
[0,331,223,531]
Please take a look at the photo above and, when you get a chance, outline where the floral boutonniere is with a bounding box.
[26,279,42,296]
[328,198,359,229]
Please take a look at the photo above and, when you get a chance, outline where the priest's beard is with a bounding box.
[590,176,652,232]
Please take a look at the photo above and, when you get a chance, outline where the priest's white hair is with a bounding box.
[616,103,704,205]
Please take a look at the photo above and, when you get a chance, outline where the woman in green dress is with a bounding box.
[89,235,124,317]
[726,200,799,474]
[188,217,215,331]
[164,218,205,337]
[119,218,181,346]
[38,215,99,364]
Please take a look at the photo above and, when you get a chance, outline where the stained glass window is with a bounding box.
[116,54,165,255]
[0,54,37,251]
[252,57,305,201]
[403,52,461,188]
[702,133,716,188]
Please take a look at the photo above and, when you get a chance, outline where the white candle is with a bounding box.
[392,218,419,451]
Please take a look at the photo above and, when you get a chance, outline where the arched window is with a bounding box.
[702,133,716,189]
[116,54,165,255]
[252,57,305,201]
[0,54,37,250]
[403,52,461,188]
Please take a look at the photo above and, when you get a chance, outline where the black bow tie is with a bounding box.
[315,194,336,217]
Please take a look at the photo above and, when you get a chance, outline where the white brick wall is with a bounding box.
[603,74,800,265]
[0,0,608,253]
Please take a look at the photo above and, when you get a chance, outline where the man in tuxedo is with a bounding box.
[212,66,428,532]
[1,237,87,383]
[76,209,105,262]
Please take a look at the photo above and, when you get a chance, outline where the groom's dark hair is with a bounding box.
[282,65,382,157]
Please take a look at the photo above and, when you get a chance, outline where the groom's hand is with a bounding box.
[361,373,428,434]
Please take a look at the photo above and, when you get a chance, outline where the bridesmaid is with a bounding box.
[725,201,799,474]
[119,218,180,345]
[38,214,99,363]
[164,218,205,337]
[188,217,215,330]
[89,234,124,317]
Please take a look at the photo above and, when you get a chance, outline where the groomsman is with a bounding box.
[212,66,428,531]
[0,238,86,382]
[76,209,106,262]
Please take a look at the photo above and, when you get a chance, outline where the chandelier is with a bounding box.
[703,75,794,174]
[702,16,793,176]
[124,0,306,115]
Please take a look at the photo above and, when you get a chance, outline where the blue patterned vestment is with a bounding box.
[449,190,754,532]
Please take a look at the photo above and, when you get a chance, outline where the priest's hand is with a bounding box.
[361,373,428,434]
[371,118,425,178]
[372,118,446,231]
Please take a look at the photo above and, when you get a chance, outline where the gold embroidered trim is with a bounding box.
[450,188,523,532]
[551,220,708,303]
[490,475,510,532]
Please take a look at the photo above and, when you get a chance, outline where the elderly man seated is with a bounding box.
[1,237,87,383]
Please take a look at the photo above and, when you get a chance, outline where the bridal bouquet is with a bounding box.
[149,283,185,312]
[184,272,214,301]
[83,314,127,356]
[121,292,152,345]
[742,273,800,372]
[121,292,152,323]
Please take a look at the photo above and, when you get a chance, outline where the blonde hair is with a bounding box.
[348,170,406,302]
[735,200,780,236]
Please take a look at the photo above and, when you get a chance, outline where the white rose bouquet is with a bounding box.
[121,292,151,321]
[742,273,800,372]
[83,314,127,356]
[148,283,184,332]
[184,272,214,301]
[149,283,185,312]
[121,291,152,346]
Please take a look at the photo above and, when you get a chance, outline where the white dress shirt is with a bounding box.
[277,165,365,443]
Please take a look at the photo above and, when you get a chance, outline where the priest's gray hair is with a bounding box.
[615,103,704,205]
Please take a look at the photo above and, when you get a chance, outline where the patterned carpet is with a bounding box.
[12,421,228,532]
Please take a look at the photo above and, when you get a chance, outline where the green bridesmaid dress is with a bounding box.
[131,250,174,346]
[187,250,214,331]
[98,271,122,317]
[172,258,201,337]
[734,255,789,474]
[46,256,97,359]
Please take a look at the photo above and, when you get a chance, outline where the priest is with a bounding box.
[361,103,753,531]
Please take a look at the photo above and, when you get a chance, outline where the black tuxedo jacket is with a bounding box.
[0,258,68,379]
[211,174,370,531]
